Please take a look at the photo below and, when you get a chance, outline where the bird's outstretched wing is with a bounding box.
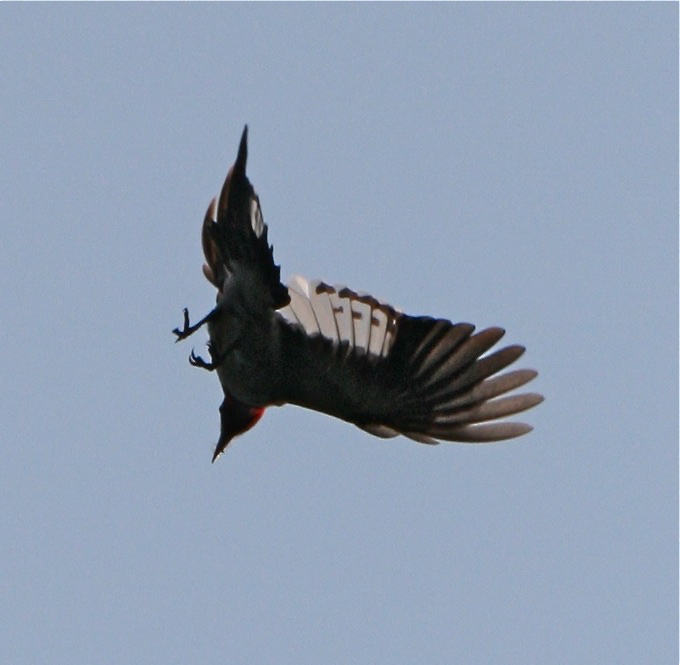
[276,276,542,444]
[201,125,289,310]
[174,126,542,459]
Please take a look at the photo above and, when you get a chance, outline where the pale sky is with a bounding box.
[1,4,676,664]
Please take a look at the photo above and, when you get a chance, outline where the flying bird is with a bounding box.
[174,127,542,462]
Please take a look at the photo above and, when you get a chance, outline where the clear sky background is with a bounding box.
[1,4,676,664]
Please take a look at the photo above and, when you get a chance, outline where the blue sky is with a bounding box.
[1,4,676,664]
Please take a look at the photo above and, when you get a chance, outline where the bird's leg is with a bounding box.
[172,306,219,342]
[188,340,236,371]
[188,348,216,371]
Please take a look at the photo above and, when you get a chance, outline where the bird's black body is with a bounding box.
[174,127,542,461]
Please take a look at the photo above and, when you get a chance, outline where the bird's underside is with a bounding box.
[174,126,543,461]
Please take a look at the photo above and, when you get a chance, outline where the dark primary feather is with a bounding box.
[276,278,542,444]
[203,126,289,309]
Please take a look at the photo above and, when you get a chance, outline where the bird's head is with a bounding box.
[213,391,265,462]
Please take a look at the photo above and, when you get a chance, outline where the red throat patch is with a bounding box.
[212,395,265,462]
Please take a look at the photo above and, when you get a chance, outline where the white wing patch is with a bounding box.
[250,196,264,237]
[279,275,400,359]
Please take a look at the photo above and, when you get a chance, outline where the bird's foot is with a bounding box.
[189,342,226,371]
[173,307,216,342]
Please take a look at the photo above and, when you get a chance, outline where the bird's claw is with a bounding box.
[172,308,193,342]
[173,307,218,342]
[189,342,225,371]
[189,348,218,371]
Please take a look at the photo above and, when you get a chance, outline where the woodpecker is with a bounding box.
[174,126,543,462]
